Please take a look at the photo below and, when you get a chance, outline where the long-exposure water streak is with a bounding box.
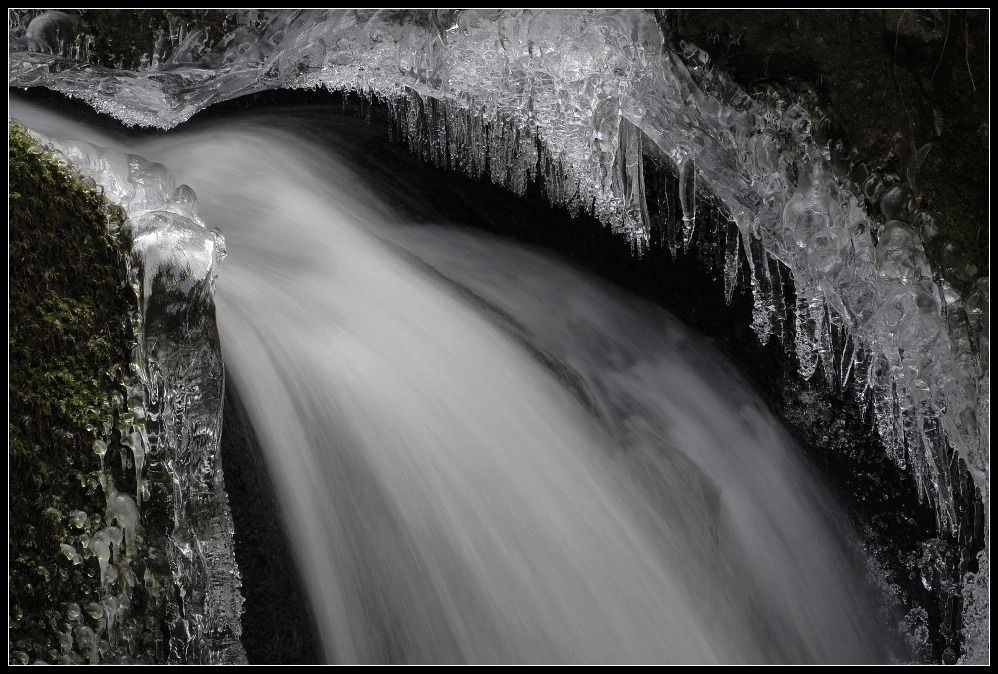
[13,100,905,664]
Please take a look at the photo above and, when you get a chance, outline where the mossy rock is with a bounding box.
[8,122,139,663]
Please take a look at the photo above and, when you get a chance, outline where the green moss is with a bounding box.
[8,122,135,662]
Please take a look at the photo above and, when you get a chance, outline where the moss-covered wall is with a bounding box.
[8,122,147,663]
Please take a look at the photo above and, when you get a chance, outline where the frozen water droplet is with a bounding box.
[59,543,83,565]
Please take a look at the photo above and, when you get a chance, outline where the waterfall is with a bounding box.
[8,8,988,664]
[11,99,901,664]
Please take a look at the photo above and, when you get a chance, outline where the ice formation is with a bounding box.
[15,123,244,664]
[9,8,987,662]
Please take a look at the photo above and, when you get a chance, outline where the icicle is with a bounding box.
[678,157,696,250]
[853,343,872,413]
[748,235,774,344]
[723,218,741,304]
[921,409,957,534]
[615,117,650,242]
[904,405,929,504]
[471,104,487,179]
[517,122,539,195]
[839,331,856,391]
[817,300,835,390]
[434,96,448,166]
[795,295,819,380]
[664,170,681,260]
[769,258,788,344]
[871,364,901,468]
[710,204,725,274]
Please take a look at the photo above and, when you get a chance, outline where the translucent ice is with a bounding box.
[106,492,140,559]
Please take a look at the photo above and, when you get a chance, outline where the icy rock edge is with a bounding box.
[17,124,246,665]
[9,8,987,663]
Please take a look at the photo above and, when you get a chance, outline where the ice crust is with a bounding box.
[9,8,987,662]
[19,124,245,665]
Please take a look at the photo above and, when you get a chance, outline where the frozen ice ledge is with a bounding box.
[16,124,245,665]
[10,8,988,663]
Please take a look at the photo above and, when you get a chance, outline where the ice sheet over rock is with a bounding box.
[19,124,244,664]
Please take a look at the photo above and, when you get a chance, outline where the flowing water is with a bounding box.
[13,100,904,664]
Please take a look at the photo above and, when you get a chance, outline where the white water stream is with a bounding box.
[13,101,901,664]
